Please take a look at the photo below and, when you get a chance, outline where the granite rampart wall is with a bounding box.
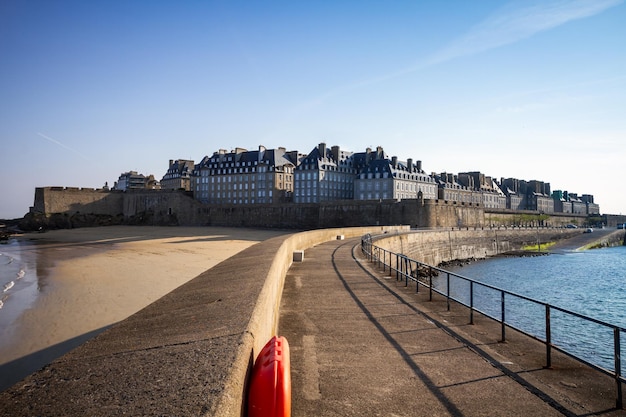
[31,187,490,228]
[33,187,125,216]
[371,228,582,266]
[31,187,591,230]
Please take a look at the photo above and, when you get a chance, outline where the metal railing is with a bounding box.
[360,234,624,409]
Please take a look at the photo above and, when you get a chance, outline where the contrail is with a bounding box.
[37,132,90,161]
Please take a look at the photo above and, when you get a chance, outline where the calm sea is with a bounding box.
[0,238,48,351]
[438,245,626,371]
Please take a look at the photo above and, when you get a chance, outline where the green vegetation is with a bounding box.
[521,241,556,252]
[487,213,552,227]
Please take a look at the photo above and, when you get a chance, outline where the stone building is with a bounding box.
[552,190,598,215]
[499,178,527,210]
[525,180,553,213]
[354,147,437,201]
[457,172,506,209]
[567,192,588,215]
[582,194,600,215]
[293,143,365,203]
[114,171,160,191]
[161,159,194,191]
[192,146,299,204]
[434,173,476,204]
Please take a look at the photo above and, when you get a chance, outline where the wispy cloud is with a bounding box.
[37,132,90,161]
[292,0,622,113]
[426,0,623,66]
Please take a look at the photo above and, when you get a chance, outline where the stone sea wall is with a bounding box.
[22,187,590,231]
[371,228,583,266]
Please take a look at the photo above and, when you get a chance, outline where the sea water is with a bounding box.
[0,239,44,350]
[439,245,626,371]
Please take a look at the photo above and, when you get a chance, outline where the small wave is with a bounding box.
[16,269,25,279]
[3,281,14,292]
[0,299,3,309]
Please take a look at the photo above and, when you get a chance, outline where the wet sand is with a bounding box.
[0,226,287,388]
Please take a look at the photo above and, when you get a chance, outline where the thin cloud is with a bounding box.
[426,0,623,66]
[352,0,622,90]
[282,0,622,130]
[37,132,91,161]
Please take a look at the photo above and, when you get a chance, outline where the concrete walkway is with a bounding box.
[280,237,625,416]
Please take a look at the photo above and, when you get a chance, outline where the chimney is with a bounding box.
[318,143,327,158]
[376,146,383,159]
[331,145,340,163]
[169,159,173,167]
[407,158,413,173]
[416,160,422,172]
[447,173,454,183]
[391,156,398,167]
[366,147,372,164]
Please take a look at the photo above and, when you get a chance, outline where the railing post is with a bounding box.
[614,328,623,409]
[446,272,451,311]
[429,269,433,301]
[545,305,552,369]
[469,281,474,325]
[415,261,420,293]
[395,253,399,281]
[384,250,387,273]
[405,257,409,287]
[500,291,506,342]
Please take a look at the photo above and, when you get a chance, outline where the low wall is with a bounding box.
[214,224,410,415]
[0,225,408,417]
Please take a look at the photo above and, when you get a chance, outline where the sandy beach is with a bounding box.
[0,226,287,384]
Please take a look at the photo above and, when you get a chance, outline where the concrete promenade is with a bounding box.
[0,226,406,416]
[280,237,625,416]
[0,226,623,416]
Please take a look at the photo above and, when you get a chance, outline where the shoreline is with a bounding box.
[0,226,288,391]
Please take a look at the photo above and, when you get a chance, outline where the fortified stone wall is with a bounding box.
[31,187,589,230]
[33,187,124,216]
[372,228,582,266]
[131,196,487,228]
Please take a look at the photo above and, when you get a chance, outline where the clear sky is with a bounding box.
[1,0,625,219]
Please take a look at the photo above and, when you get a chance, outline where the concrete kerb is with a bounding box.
[212,225,409,417]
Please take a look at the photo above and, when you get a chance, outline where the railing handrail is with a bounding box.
[360,237,624,409]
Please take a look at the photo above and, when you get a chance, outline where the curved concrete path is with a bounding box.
[280,237,625,416]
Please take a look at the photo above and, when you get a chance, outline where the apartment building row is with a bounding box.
[112,143,600,215]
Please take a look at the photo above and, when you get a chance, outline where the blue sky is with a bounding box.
[1,0,624,218]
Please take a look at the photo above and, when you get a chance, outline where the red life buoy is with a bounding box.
[247,336,291,417]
